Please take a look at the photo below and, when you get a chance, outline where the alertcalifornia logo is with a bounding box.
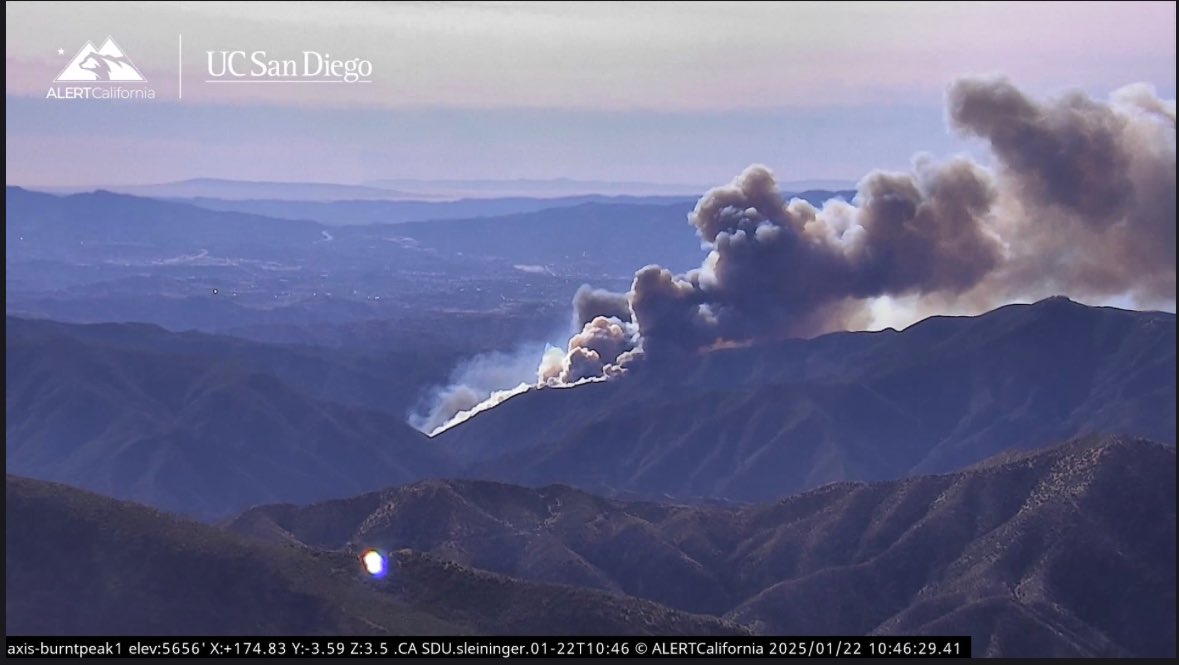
[46,36,156,100]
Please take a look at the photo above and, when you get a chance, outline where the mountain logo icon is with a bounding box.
[55,37,146,82]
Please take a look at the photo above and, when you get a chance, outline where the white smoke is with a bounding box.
[423,380,533,436]
[408,343,555,436]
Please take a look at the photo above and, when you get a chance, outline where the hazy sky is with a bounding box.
[5,1,1175,187]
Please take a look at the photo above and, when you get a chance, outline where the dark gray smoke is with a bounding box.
[542,77,1174,381]
[948,78,1176,303]
[572,284,632,327]
[630,156,1001,356]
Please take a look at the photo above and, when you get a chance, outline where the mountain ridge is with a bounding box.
[6,474,739,636]
[6,297,1174,517]
[436,297,1175,503]
[227,436,1175,656]
[5,321,451,518]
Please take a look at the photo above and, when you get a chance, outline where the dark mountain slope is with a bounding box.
[4,476,459,635]
[7,299,1173,519]
[5,327,451,518]
[724,437,1176,657]
[5,476,745,637]
[230,479,735,613]
[390,550,746,636]
[230,437,1176,657]
[5,313,556,421]
[438,298,1175,502]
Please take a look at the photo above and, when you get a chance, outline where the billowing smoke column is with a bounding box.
[540,77,1175,383]
[418,77,1175,434]
[949,79,1176,303]
[536,286,640,384]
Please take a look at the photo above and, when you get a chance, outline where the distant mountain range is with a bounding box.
[3,186,664,334]
[8,436,1173,655]
[174,190,852,227]
[172,193,697,226]
[363,177,717,198]
[362,177,856,199]
[34,178,432,202]
[26,176,856,201]
[6,298,1174,519]
[2,187,694,305]
[29,177,702,201]
[5,186,855,336]
[12,182,855,228]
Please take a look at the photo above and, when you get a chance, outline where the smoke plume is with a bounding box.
[409,345,549,435]
[540,77,1175,382]
[948,78,1176,303]
[418,77,1174,433]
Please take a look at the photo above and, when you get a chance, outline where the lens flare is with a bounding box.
[360,549,387,578]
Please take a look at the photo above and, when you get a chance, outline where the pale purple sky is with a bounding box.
[5,1,1176,187]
